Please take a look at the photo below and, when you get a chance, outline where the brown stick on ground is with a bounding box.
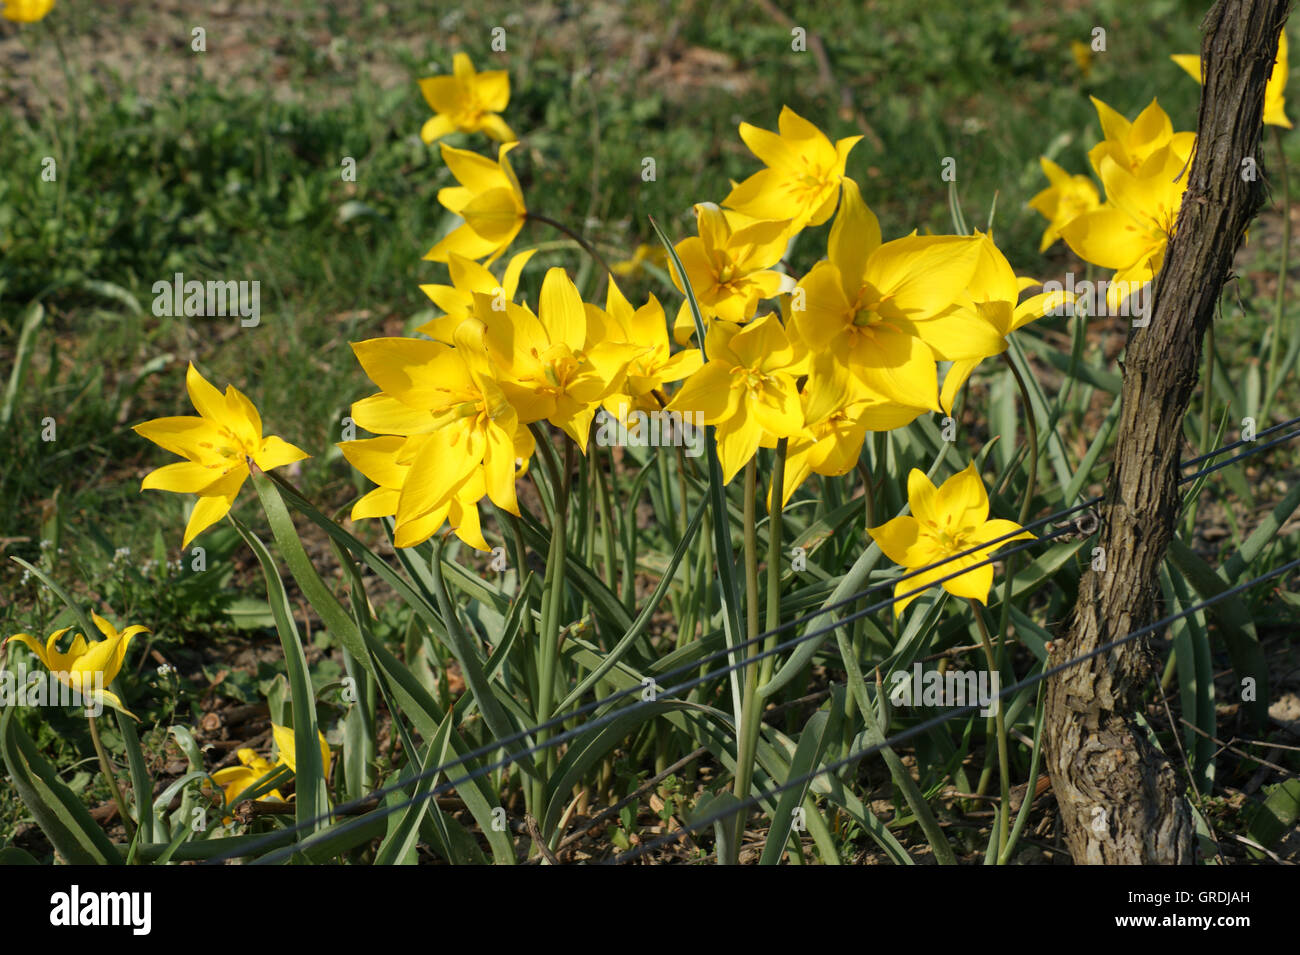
[1044,0,1289,864]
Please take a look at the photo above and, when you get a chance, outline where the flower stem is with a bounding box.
[530,426,569,815]
[729,446,786,862]
[88,715,134,842]
[527,211,614,283]
[968,600,1011,863]
[1000,351,1038,526]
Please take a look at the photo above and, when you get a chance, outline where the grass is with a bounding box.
[1,0,1298,863]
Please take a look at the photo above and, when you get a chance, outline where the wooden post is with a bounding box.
[1044,0,1290,864]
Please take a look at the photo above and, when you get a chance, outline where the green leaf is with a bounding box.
[651,214,746,725]
[759,710,835,864]
[251,472,374,678]
[1245,779,1300,855]
[229,515,329,839]
[1168,538,1269,727]
[0,706,122,865]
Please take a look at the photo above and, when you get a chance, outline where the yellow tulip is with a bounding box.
[904,232,1071,413]
[271,723,332,780]
[210,748,285,813]
[594,280,702,418]
[610,243,668,279]
[667,313,808,484]
[670,203,791,341]
[417,249,536,343]
[868,463,1034,615]
[1,0,55,23]
[6,612,146,717]
[1086,96,1194,178]
[789,179,982,412]
[778,356,927,507]
[418,52,516,144]
[1070,40,1093,79]
[1060,143,1188,313]
[337,434,493,550]
[723,106,861,232]
[133,363,309,548]
[475,268,641,450]
[1172,29,1290,129]
[425,143,527,264]
[1027,157,1100,252]
[348,336,534,545]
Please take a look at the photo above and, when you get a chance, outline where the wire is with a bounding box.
[609,557,1300,864]
[209,423,1300,863]
[231,525,1074,865]
[1178,412,1300,469]
[1178,426,1300,485]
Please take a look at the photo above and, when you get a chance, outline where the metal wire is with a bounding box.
[609,556,1300,864]
[209,423,1300,863]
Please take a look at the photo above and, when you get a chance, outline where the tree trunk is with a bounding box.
[1044,0,1289,864]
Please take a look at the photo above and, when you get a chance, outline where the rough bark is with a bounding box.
[1044,0,1289,864]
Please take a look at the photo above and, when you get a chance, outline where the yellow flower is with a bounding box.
[1070,40,1093,79]
[778,356,927,506]
[425,143,526,264]
[418,52,516,143]
[868,463,1034,615]
[1,0,54,23]
[210,748,285,813]
[6,613,146,717]
[1086,96,1194,178]
[271,723,332,780]
[133,363,309,548]
[610,243,668,278]
[348,336,534,546]
[667,312,808,484]
[477,268,641,449]
[1060,142,1188,312]
[594,280,702,417]
[417,249,536,343]
[903,231,1072,413]
[722,106,862,232]
[1173,28,1290,128]
[1027,157,1100,252]
[670,203,791,340]
[338,434,493,550]
[789,178,982,412]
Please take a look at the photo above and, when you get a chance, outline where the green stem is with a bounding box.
[969,600,1011,863]
[836,629,956,864]
[997,678,1046,865]
[529,426,569,815]
[730,443,789,861]
[594,444,617,590]
[856,457,876,530]
[1263,125,1292,422]
[527,211,614,283]
[728,459,763,863]
[88,715,134,842]
[1000,351,1038,526]
[760,440,788,688]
